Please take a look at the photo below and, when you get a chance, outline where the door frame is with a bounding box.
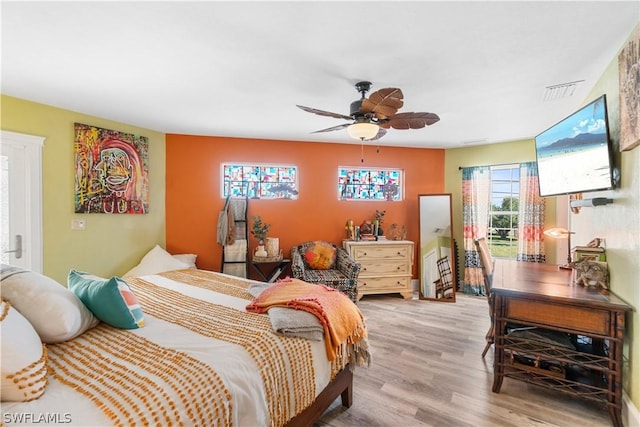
[0,130,45,272]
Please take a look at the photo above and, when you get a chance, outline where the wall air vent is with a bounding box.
[543,80,584,101]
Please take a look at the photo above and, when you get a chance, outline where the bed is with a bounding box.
[1,267,367,426]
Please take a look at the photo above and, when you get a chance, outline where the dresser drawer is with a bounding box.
[351,245,411,261]
[360,260,411,276]
[359,276,410,292]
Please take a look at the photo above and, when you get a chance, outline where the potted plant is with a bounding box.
[251,216,270,257]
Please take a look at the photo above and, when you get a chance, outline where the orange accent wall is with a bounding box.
[166,134,444,280]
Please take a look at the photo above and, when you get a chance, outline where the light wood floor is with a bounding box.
[317,293,612,427]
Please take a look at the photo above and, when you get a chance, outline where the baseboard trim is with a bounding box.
[623,391,640,427]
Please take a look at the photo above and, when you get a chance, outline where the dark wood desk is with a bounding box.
[490,260,631,427]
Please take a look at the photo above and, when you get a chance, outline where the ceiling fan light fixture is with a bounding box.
[347,122,379,141]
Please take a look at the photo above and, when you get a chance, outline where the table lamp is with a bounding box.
[544,227,574,269]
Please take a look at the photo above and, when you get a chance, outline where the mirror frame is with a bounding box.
[418,193,456,302]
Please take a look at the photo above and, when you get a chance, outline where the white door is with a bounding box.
[0,131,45,271]
[422,250,438,297]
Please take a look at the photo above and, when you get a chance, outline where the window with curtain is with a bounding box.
[461,162,545,295]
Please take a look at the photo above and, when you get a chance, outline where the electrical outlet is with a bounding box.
[71,219,86,230]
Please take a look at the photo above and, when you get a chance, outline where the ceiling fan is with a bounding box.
[297,81,440,141]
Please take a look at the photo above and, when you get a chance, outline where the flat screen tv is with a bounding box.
[534,94,614,197]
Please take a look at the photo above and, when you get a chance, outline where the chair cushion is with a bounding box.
[304,241,337,270]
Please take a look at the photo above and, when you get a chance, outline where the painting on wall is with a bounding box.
[619,26,640,152]
[74,123,149,214]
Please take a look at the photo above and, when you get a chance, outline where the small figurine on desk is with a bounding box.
[360,220,373,235]
[569,257,609,289]
[586,237,603,247]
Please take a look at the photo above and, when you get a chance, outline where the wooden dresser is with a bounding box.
[343,240,414,300]
[490,260,631,427]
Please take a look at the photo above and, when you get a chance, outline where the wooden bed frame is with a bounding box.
[285,366,353,426]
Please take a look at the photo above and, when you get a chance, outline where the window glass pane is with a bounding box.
[338,167,403,201]
[488,165,519,259]
[222,164,298,200]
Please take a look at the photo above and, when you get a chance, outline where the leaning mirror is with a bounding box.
[418,193,456,302]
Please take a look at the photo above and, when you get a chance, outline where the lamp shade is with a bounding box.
[544,227,573,239]
[347,122,379,140]
[544,227,574,268]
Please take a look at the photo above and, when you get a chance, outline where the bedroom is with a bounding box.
[1,1,639,426]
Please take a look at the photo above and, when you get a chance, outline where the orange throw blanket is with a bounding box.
[246,278,370,365]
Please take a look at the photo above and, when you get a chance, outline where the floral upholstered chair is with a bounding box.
[290,241,361,303]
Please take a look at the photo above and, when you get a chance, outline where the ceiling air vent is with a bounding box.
[543,80,584,101]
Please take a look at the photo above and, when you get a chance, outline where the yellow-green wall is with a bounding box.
[444,138,559,265]
[0,95,166,285]
[570,24,640,407]
[444,23,640,410]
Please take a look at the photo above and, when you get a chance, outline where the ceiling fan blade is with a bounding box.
[360,88,404,118]
[310,123,351,133]
[297,105,352,121]
[382,112,440,130]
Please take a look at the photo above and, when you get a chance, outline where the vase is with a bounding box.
[255,245,268,258]
[266,237,279,258]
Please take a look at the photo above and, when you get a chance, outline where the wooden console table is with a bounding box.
[490,260,631,427]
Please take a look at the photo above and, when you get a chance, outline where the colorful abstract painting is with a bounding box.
[74,123,149,214]
[619,26,640,152]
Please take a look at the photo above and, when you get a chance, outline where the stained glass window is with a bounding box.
[337,167,403,201]
[222,164,298,199]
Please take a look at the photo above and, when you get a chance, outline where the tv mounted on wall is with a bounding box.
[535,94,615,197]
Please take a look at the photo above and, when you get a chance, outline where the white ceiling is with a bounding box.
[2,1,638,149]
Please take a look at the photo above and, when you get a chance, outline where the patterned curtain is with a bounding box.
[517,162,546,262]
[461,166,491,295]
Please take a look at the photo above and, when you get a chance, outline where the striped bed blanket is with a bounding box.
[1,269,342,426]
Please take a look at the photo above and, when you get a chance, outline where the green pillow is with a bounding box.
[68,269,144,329]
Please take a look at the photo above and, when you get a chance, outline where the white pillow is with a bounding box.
[1,301,49,401]
[0,264,99,344]
[123,244,192,277]
[172,253,197,269]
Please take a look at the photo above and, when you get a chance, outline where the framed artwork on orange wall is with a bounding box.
[619,26,640,152]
